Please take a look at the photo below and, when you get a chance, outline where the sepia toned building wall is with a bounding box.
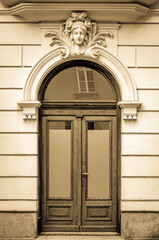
[118,16,159,239]
[0,0,159,239]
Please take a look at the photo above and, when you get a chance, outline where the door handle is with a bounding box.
[82,172,88,176]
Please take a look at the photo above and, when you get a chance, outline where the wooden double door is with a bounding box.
[41,110,118,232]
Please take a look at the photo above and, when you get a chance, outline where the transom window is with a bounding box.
[43,66,116,101]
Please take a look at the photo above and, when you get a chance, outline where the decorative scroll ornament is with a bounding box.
[45,12,112,56]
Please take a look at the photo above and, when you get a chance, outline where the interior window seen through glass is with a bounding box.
[44,67,116,101]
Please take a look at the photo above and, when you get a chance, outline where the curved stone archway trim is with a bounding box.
[18,46,141,120]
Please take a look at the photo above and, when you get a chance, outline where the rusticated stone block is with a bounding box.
[121,212,159,239]
[0,212,37,239]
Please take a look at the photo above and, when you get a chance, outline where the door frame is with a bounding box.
[38,102,121,233]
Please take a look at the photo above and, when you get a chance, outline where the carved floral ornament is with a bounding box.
[45,11,112,56]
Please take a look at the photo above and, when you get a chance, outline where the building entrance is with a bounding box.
[41,108,118,232]
[39,62,119,232]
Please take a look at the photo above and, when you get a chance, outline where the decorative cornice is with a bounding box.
[18,100,41,120]
[149,9,159,14]
[2,0,158,7]
[118,101,141,120]
[39,23,120,30]
[10,3,149,23]
[0,9,11,14]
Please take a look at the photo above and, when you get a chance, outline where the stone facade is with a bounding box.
[0,0,159,239]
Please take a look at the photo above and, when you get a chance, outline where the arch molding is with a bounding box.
[18,46,141,119]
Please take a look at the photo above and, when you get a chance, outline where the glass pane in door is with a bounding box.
[48,121,72,198]
[87,121,110,199]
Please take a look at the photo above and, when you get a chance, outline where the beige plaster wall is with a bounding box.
[118,22,159,213]
[0,3,40,216]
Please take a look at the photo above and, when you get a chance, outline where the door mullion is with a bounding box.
[81,117,87,227]
[75,117,82,227]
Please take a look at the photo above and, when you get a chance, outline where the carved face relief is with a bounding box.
[72,27,86,46]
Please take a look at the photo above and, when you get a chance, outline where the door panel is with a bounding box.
[81,116,117,231]
[42,116,80,232]
[41,114,117,232]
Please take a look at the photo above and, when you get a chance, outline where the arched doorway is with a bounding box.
[38,60,121,232]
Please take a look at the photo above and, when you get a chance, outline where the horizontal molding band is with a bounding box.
[0,109,21,112]
[122,176,159,178]
[122,132,159,135]
[0,210,37,213]
[121,210,159,213]
[23,66,33,68]
[122,199,159,202]
[122,154,159,157]
[128,67,159,69]
[0,44,41,46]
[0,132,37,134]
[0,9,10,13]
[0,66,31,68]
[0,176,37,178]
[0,199,37,201]
[1,176,159,179]
[138,110,159,112]
[1,109,159,113]
[137,66,159,69]
[0,154,38,156]
[137,88,159,91]
[0,65,22,68]
[118,44,159,47]
[0,88,23,90]
[122,155,159,158]
[136,21,159,24]
[1,19,157,24]
[0,21,41,24]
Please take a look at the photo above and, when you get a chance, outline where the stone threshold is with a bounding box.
[36,232,123,240]
[40,232,120,236]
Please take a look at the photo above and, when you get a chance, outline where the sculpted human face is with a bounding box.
[72,27,86,46]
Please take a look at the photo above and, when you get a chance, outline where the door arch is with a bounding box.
[38,60,121,232]
[22,47,138,102]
